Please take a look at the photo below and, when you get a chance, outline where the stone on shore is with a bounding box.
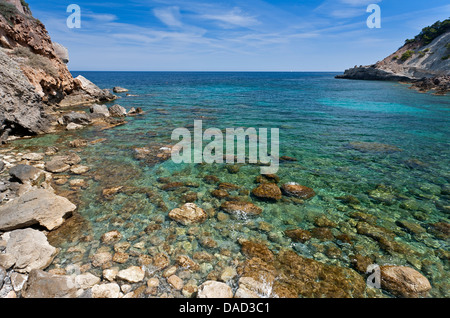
[62,112,92,126]
[91,283,121,298]
[90,104,110,117]
[281,183,316,200]
[380,265,432,298]
[1,229,57,273]
[221,201,263,217]
[169,203,208,226]
[117,266,145,283]
[0,189,76,231]
[75,273,101,289]
[109,104,127,117]
[22,269,77,298]
[45,153,81,173]
[197,281,233,298]
[9,164,46,185]
[66,123,83,131]
[101,230,122,244]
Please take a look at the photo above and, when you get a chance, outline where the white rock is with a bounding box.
[91,283,121,298]
[117,266,145,283]
[75,273,101,289]
[197,281,233,298]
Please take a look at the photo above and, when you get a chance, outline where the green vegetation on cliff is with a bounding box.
[405,18,450,45]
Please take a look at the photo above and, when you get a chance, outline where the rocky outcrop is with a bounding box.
[380,265,431,298]
[337,20,449,94]
[0,2,117,139]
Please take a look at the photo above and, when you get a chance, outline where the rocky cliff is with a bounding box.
[337,19,450,94]
[0,0,116,140]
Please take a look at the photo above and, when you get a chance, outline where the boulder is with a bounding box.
[109,104,127,117]
[22,269,77,298]
[0,189,77,231]
[197,281,233,298]
[0,161,4,172]
[380,265,432,298]
[281,183,316,200]
[2,229,57,273]
[220,201,263,217]
[91,283,120,298]
[0,266,6,289]
[9,164,45,184]
[45,153,81,173]
[169,203,208,225]
[113,87,129,93]
[90,104,110,117]
[75,273,101,289]
[62,112,92,125]
[251,183,282,201]
[101,230,122,244]
[117,266,145,283]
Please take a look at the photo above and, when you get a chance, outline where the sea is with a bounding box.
[11,72,450,297]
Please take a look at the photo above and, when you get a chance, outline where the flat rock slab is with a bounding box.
[0,189,76,231]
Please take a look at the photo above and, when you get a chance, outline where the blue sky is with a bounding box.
[27,0,450,71]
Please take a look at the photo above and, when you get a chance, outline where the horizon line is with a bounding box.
[69,70,344,73]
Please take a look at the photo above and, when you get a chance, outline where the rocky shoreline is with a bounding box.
[336,22,449,95]
[0,131,441,298]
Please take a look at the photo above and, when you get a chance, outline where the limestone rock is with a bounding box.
[113,87,129,93]
[101,230,122,244]
[91,283,121,298]
[281,183,316,200]
[169,203,207,225]
[252,183,282,201]
[109,104,127,117]
[75,273,101,289]
[220,201,263,217]
[2,229,57,273]
[9,164,45,184]
[0,189,76,231]
[380,265,432,298]
[197,281,233,298]
[22,269,77,298]
[117,266,145,283]
[90,104,110,117]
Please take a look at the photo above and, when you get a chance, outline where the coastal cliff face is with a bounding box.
[0,0,116,139]
[337,19,450,94]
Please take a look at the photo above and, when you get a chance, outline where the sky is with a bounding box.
[26,0,450,71]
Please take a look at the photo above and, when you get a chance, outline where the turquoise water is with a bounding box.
[13,72,450,297]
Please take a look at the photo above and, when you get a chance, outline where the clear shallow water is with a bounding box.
[12,72,450,297]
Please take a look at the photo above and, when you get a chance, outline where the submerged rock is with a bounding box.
[220,201,263,217]
[281,183,316,200]
[284,229,312,243]
[169,203,208,226]
[252,183,282,201]
[347,141,402,153]
[380,266,431,298]
[197,281,233,298]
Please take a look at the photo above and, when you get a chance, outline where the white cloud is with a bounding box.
[200,7,259,28]
[153,6,183,27]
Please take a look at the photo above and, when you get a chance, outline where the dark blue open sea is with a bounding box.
[13,72,450,297]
